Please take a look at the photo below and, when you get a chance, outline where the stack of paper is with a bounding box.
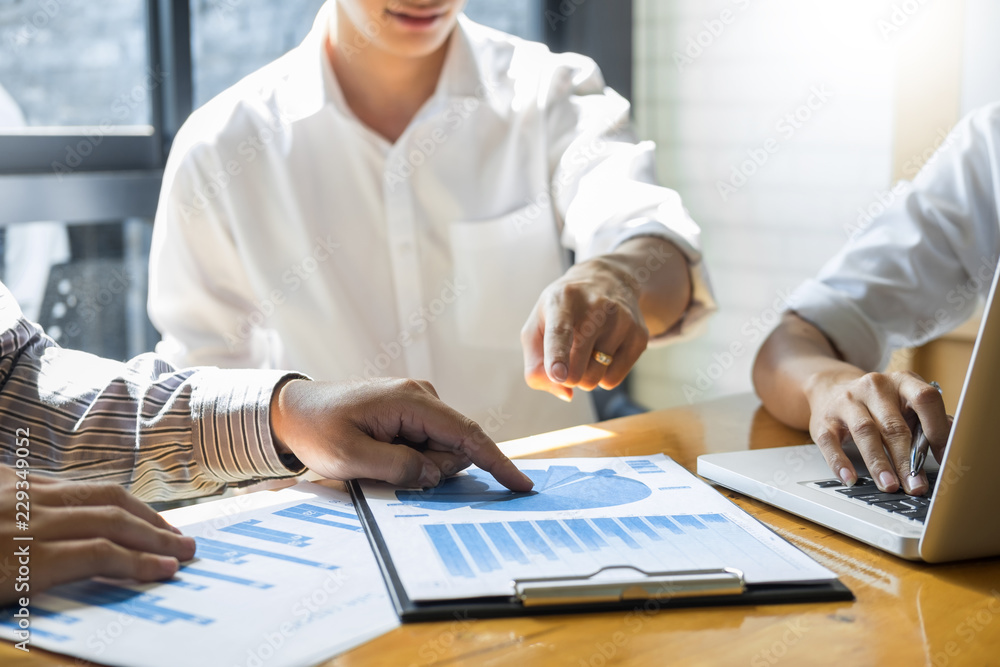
[0,483,399,667]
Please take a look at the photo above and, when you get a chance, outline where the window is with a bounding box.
[191,0,327,109]
[0,0,151,128]
[465,0,540,41]
[0,0,176,360]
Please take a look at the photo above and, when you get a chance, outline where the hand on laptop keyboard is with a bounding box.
[802,371,950,496]
[813,472,938,523]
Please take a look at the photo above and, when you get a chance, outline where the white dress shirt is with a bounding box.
[149,7,714,441]
[791,102,1000,372]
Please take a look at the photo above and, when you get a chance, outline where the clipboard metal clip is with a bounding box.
[513,566,746,608]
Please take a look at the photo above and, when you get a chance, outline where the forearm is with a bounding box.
[0,318,301,502]
[597,236,692,337]
[752,313,865,430]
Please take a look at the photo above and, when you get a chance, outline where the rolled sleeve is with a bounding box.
[787,103,1000,372]
[789,279,890,372]
[190,368,307,484]
[609,215,716,345]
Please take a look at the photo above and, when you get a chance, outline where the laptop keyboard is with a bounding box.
[810,471,937,523]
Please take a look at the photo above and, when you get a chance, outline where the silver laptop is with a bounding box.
[697,264,1000,562]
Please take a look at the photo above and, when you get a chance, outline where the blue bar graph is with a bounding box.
[221,519,312,547]
[593,518,641,549]
[195,537,339,570]
[565,519,608,550]
[627,459,662,474]
[37,608,80,625]
[619,516,661,541]
[673,515,707,530]
[421,514,749,580]
[509,522,558,561]
[537,520,584,553]
[425,525,474,578]
[646,515,683,535]
[49,582,213,626]
[481,522,529,564]
[0,616,71,642]
[453,524,501,573]
[180,566,273,590]
[161,578,208,591]
[273,503,362,532]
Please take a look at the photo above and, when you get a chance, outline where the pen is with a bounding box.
[909,381,942,477]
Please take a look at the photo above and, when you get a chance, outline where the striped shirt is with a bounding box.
[0,284,304,502]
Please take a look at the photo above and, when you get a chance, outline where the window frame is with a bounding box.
[0,0,192,225]
[0,0,630,226]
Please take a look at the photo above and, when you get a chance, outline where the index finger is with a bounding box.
[35,481,181,534]
[396,396,534,492]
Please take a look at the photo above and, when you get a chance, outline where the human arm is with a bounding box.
[753,313,948,495]
[270,378,533,491]
[752,104,1000,494]
[523,52,713,399]
[522,236,691,400]
[0,283,530,502]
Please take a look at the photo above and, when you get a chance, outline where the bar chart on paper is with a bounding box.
[360,456,838,601]
[0,484,399,667]
[421,513,804,579]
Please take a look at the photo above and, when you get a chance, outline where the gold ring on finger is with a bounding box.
[593,351,613,366]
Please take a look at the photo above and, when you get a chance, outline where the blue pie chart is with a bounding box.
[395,465,651,512]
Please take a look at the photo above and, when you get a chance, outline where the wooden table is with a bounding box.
[6,394,1000,666]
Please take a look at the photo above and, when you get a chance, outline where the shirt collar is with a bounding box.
[274,6,504,125]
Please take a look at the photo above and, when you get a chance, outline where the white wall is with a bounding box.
[961,0,1000,115]
[632,0,906,408]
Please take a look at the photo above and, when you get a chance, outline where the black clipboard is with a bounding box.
[349,481,853,622]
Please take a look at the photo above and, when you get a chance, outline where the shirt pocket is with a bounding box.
[450,202,567,350]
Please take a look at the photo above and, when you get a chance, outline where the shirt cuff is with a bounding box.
[609,218,717,346]
[190,369,308,485]
[789,279,889,371]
